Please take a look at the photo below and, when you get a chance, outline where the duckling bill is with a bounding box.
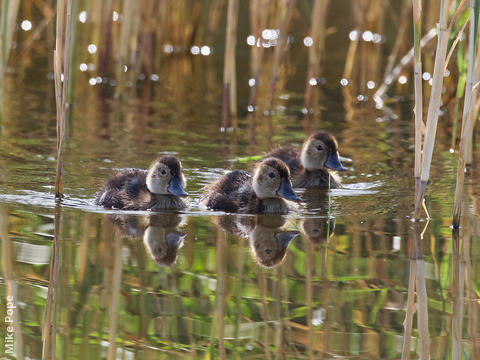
[201,157,301,214]
[95,155,188,210]
[265,131,347,188]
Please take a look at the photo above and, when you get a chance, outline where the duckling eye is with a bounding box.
[268,172,275,178]
[316,145,323,151]
[160,169,167,176]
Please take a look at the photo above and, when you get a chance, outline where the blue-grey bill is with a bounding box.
[275,231,299,248]
[166,232,186,247]
[277,179,301,202]
[168,176,188,197]
[325,152,347,171]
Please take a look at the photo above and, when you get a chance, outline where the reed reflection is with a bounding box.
[214,214,298,268]
[109,213,185,266]
[402,221,430,360]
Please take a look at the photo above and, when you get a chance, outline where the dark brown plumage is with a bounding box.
[95,155,188,210]
[201,158,300,214]
[265,131,347,189]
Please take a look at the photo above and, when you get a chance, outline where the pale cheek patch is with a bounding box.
[147,173,169,194]
[301,148,317,171]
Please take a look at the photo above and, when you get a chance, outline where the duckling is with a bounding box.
[201,157,301,214]
[265,131,347,188]
[212,214,298,268]
[108,213,186,266]
[96,155,188,210]
[249,214,298,268]
[300,217,335,245]
[143,226,186,266]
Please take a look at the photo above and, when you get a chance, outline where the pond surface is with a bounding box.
[0,1,479,359]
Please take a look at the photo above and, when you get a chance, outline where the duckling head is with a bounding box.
[143,227,186,266]
[146,155,188,197]
[252,158,301,202]
[301,131,347,172]
[250,226,299,268]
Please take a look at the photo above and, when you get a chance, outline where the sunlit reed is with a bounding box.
[222,0,239,129]
[247,0,269,110]
[412,0,423,195]
[266,0,295,112]
[414,0,450,220]
[452,0,478,228]
[54,0,74,199]
[303,0,328,124]
[0,0,20,108]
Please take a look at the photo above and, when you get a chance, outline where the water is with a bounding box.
[0,1,479,359]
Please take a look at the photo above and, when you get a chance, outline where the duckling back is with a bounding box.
[202,170,256,213]
[96,169,151,210]
[266,147,303,175]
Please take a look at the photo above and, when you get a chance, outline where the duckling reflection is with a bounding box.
[300,187,330,212]
[299,217,335,245]
[109,213,185,266]
[250,216,299,268]
[214,214,298,268]
[298,188,335,245]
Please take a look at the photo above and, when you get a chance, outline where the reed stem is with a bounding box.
[247,0,270,109]
[414,0,449,220]
[412,0,423,182]
[266,0,295,112]
[55,0,72,199]
[452,0,478,228]
[222,0,239,129]
[303,0,328,122]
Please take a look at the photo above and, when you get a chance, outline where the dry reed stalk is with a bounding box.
[373,27,437,106]
[115,0,133,95]
[98,0,113,76]
[383,0,411,80]
[412,0,423,192]
[247,0,270,109]
[0,0,20,69]
[0,0,20,109]
[444,20,469,73]
[206,0,225,46]
[414,0,449,220]
[187,0,202,46]
[452,0,477,228]
[466,39,480,165]
[13,6,56,64]
[266,0,295,112]
[303,0,328,123]
[222,0,239,129]
[55,0,72,199]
